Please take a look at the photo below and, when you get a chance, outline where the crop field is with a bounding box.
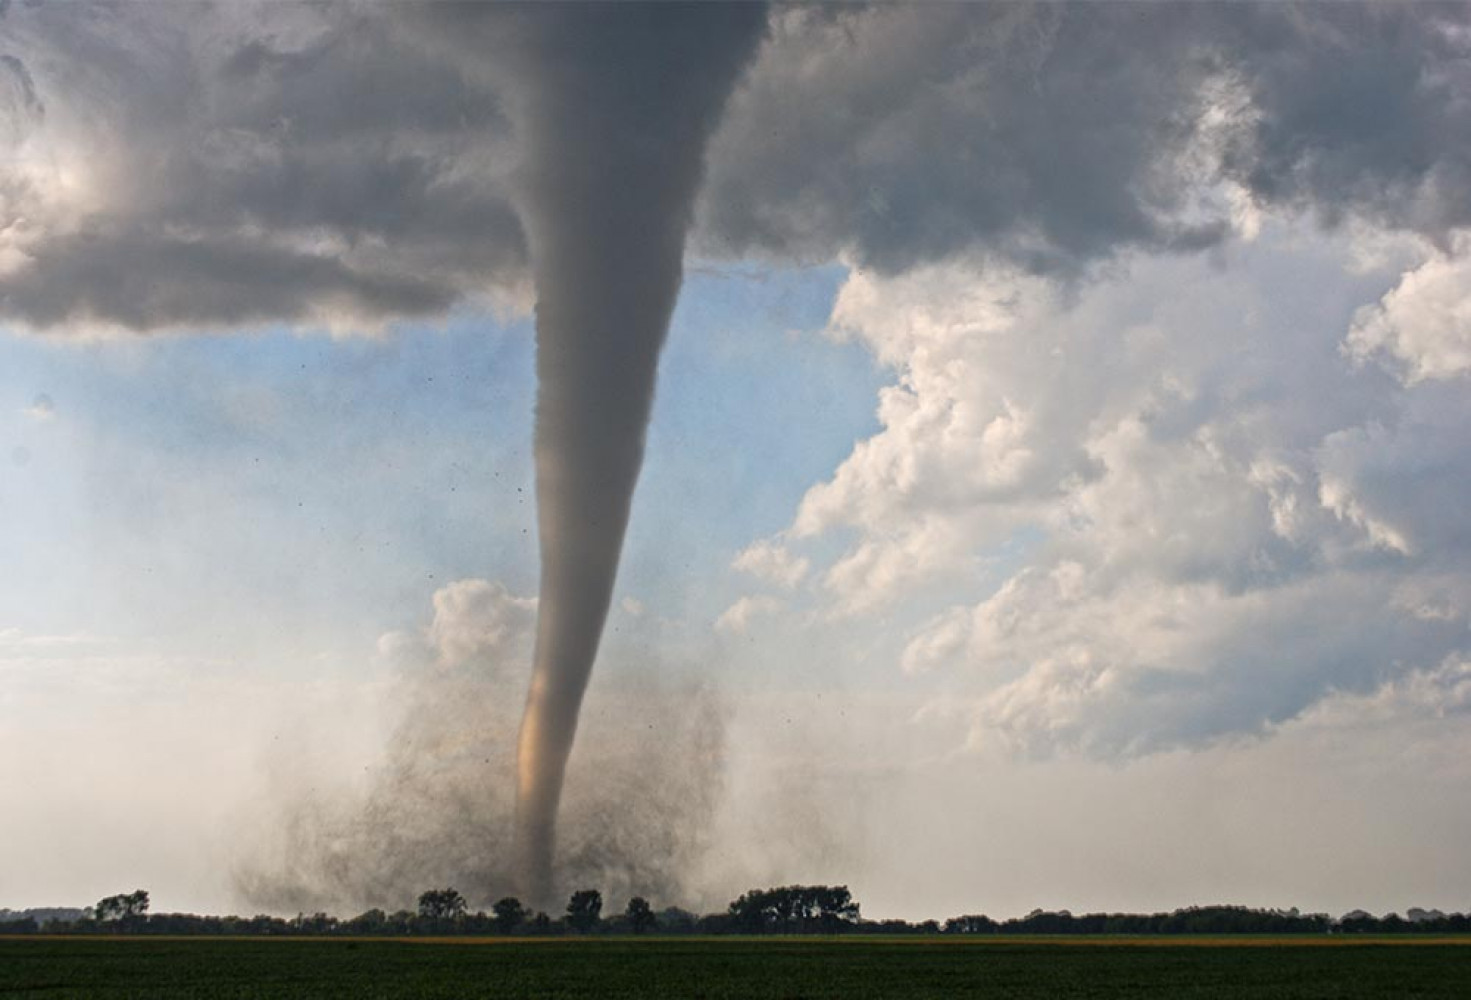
[1,936,1468,999]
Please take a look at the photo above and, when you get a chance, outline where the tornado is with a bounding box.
[509,4,768,905]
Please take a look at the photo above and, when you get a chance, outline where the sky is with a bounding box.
[3,2,1471,921]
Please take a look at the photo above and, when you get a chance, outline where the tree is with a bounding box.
[417,888,467,922]
[625,896,656,934]
[297,912,338,934]
[345,909,387,934]
[492,897,528,935]
[96,890,150,925]
[566,889,602,933]
[657,907,698,933]
[945,914,997,935]
[727,886,860,933]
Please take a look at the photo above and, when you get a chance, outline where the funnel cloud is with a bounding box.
[502,4,768,905]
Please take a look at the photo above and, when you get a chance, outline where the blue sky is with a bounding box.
[1,264,875,661]
[0,262,891,913]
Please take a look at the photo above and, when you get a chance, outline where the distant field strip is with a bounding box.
[2,937,1469,999]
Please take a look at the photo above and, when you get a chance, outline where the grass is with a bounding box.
[1,935,1468,998]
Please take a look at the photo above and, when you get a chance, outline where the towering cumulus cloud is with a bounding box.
[503,4,767,905]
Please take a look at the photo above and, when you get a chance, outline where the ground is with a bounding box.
[1,936,1467,999]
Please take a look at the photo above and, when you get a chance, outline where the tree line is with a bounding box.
[2,887,1469,936]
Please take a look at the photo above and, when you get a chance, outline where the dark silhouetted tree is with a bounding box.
[297,912,338,934]
[492,897,528,934]
[345,909,387,934]
[945,914,998,934]
[417,888,467,922]
[658,906,698,932]
[95,890,149,926]
[626,896,655,934]
[728,886,860,933]
[567,889,602,933]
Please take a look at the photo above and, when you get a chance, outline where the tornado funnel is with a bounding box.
[509,3,767,906]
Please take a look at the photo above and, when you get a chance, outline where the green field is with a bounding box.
[1,936,1468,999]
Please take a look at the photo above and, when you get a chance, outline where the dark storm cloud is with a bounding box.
[3,3,1469,333]
[0,49,42,152]
[697,3,1471,273]
[1218,3,1471,238]
[0,229,457,330]
[699,4,1229,273]
[0,53,40,116]
[0,2,527,333]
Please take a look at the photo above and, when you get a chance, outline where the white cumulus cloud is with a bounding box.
[1347,243,1471,384]
[732,539,809,590]
[759,221,1471,758]
[715,595,782,635]
[423,578,536,669]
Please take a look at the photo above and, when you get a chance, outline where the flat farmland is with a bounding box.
[1,936,1468,999]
